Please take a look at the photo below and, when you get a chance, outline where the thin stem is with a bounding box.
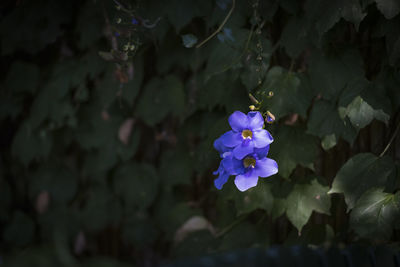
[196,0,236,48]
[215,213,249,238]
[380,118,400,157]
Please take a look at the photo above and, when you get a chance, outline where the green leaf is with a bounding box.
[121,214,158,247]
[136,75,185,126]
[286,178,331,233]
[269,125,318,178]
[113,163,159,209]
[308,49,364,100]
[3,211,35,246]
[344,96,389,129]
[329,153,395,210]
[307,99,357,144]
[350,188,400,240]
[280,16,308,58]
[165,0,212,32]
[80,185,122,232]
[181,34,198,48]
[375,0,400,19]
[321,134,337,150]
[75,1,103,49]
[29,165,77,205]
[221,180,274,215]
[11,122,53,166]
[160,149,193,186]
[4,61,39,94]
[261,67,313,119]
[305,0,366,36]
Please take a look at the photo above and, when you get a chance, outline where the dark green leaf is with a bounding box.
[3,211,35,246]
[286,178,331,232]
[350,188,400,240]
[375,0,400,19]
[113,163,159,209]
[344,96,389,129]
[307,99,357,144]
[329,153,395,210]
[270,125,318,178]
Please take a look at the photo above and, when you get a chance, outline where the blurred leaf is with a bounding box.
[307,100,357,144]
[4,211,35,246]
[174,216,215,243]
[80,185,122,232]
[11,122,53,166]
[121,214,158,247]
[308,49,364,100]
[222,180,274,215]
[270,125,318,178]
[261,68,313,119]
[160,148,193,186]
[4,61,39,94]
[181,34,198,48]
[280,16,308,58]
[321,134,337,150]
[375,0,400,19]
[350,188,400,240]
[343,96,389,129]
[286,178,331,233]
[136,75,185,126]
[165,0,212,32]
[29,165,77,205]
[113,163,159,209]
[75,1,103,49]
[329,153,395,210]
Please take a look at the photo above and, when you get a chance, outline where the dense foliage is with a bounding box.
[0,0,400,266]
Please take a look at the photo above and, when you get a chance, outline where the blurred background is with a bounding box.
[0,0,400,266]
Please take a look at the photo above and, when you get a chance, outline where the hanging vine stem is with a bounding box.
[379,118,400,157]
[196,0,236,48]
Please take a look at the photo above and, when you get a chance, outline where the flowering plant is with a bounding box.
[213,111,278,191]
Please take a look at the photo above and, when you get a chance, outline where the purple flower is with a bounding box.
[132,17,139,25]
[214,148,278,191]
[219,111,273,159]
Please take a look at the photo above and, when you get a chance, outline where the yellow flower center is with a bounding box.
[241,129,253,139]
[243,157,256,168]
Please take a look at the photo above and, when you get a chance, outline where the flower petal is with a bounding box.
[233,141,254,160]
[253,129,274,148]
[247,111,264,131]
[219,131,242,147]
[214,171,230,190]
[214,137,231,155]
[229,111,248,132]
[234,171,259,191]
[254,158,278,178]
[222,156,245,175]
[254,145,270,159]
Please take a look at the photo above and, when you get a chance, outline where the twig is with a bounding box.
[215,213,249,238]
[379,118,400,157]
[196,0,236,48]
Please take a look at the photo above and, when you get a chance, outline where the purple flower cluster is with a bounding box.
[213,111,278,191]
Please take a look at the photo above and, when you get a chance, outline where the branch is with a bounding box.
[196,0,235,48]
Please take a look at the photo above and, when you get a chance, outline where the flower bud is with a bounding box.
[249,105,255,111]
[268,91,274,98]
[129,44,135,51]
[265,111,275,124]
[123,44,129,51]
[116,18,122,24]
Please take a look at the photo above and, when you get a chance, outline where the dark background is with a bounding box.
[0,0,400,266]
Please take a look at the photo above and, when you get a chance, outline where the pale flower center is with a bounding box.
[243,157,256,168]
[241,129,253,139]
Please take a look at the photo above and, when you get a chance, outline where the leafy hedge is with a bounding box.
[0,0,399,266]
